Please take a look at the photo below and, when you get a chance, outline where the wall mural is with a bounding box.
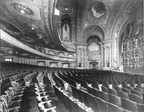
[121,20,144,72]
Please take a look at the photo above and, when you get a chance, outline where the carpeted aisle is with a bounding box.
[19,83,70,112]
[20,86,39,112]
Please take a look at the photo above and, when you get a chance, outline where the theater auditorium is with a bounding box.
[0,0,144,112]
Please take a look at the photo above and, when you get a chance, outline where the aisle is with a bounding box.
[19,83,70,112]
[20,86,39,112]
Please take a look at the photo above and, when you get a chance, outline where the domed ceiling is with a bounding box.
[0,0,143,61]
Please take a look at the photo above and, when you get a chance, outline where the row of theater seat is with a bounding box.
[8,86,26,112]
[35,83,56,112]
[53,85,93,112]
[52,71,144,112]
[1,62,144,112]
[0,63,39,112]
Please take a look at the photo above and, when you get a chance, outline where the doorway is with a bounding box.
[89,62,98,69]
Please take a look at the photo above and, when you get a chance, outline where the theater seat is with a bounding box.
[125,86,133,91]
[95,97,108,112]
[102,86,108,93]
[134,87,143,93]
[121,98,137,112]
[108,88,117,96]
[8,101,21,112]
[137,103,144,112]
[115,87,122,92]
[8,101,21,108]
[38,100,56,112]
[129,94,143,104]
[97,91,109,102]
[87,93,99,112]
[117,91,129,99]
[9,108,19,112]
[109,94,121,107]
[108,103,124,112]
[131,90,142,97]
[122,88,131,94]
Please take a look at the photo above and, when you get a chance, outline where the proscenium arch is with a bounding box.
[83,25,104,44]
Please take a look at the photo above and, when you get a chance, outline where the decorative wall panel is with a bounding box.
[121,21,144,73]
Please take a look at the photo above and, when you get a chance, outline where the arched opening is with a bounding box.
[61,14,71,42]
[87,36,101,69]
[89,61,98,69]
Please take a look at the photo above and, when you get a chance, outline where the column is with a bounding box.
[0,80,2,95]
[109,46,112,67]
[105,46,107,67]
[71,22,76,42]
[100,42,103,68]
[83,46,87,68]
[103,47,105,67]
[58,22,62,41]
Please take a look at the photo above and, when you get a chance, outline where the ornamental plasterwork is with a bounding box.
[111,0,139,40]
[91,2,106,18]
[105,1,123,39]
[42,0,58,44]
[0,2,25,34]
[42,0,54,40]
[83,25,104,43]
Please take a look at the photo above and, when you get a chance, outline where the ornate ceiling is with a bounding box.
[0,0,143,60]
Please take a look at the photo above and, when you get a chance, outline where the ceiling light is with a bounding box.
[31,26,35,30]
[13,3,34,15]
[19,9,25,14]
[65,8,68,10]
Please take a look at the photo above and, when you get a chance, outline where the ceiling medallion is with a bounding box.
[13,3,34,15]
[91,2,106,18]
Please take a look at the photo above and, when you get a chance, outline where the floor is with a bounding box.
[19,83,70,112]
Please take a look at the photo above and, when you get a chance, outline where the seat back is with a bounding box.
[102,86,108,93]
[87,93,99,112]
[109,94,121,107]
[115,87,122,92]
[137,103,144,112]
[134,87,143,93]
[95,97,108,112]
[82,91,90,107]
[129,94,143,104]
[108,103,124,112]
[117,91,129,99]
[131,90,142,97]
[121,98,137,112]
[98,91,109,101]
[88,87,98,97]
[108,88,117,96]
[122,88,131,94]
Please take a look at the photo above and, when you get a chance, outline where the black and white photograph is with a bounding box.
[0,0,144,112]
